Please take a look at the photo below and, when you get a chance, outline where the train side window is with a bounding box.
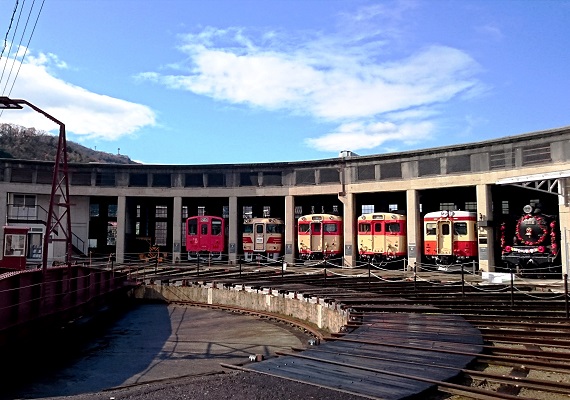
[386,222,400,233]
[359,223,371,233]
[299,224,310,233]
[374,223,382,233]
[212,220,222,235]
[201,224,208,235]
[426,223,436,236]
[441,224,450,236]
[323,223,337,233]
[243,224,253,233]
[188,219,197,235]
[256,225,264,234]
[454,222,467,235]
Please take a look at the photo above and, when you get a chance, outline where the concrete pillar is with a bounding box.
[228,196,238,264]
[558,177,570,276]
[116,196,126,263]
[406,189,422,271]
[284,195,295,265]
[172,196,182,263]
[339,193,355,267]
[476,184,495,272]
[0,189,7,261]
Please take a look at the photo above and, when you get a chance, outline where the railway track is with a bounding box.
[120,262,570,399]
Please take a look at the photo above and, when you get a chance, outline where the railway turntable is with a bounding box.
[227,312,484,400]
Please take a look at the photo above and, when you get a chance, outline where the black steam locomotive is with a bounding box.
[501,204,559,273]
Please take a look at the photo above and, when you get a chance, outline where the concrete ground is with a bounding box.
[3,303,309,399]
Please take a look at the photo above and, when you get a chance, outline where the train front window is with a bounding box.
[188,219,197,235]
[267,224,283,233]
[386,222,400,233]
[453,222,467,235]
[313,224,322,233]
[374,223,382,233]
[426,223,436,236]
[299,224,310,233]
[359,223,371,233]
[256,225,264,234]
[212,220,222,235]
[323,223,336,233]
[441,224,450,236]
[201,224,208,235]
[243,224,253,233]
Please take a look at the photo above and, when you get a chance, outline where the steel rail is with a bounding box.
[287,347,570,395]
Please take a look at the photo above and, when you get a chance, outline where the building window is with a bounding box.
[156,205,168,218]
[319,168,340,184]
[185,173,203,187]
[240,172,257,186]
[389,204,398,212]
[295,170,315,185]
[152,173,171,187]
[501,201,509,215]
[129,173,148,187]
[379,163,402,180]
[522,144,551,166]
[439,203,456,211]
[362,204,374,214]
[96,172,116,186]
[90,204,100,217]
[155,221,167,246]
[207,173,225,187]
[182,206,188,220]
[243,206,253,219]
[13,194,35,207]
[418,159,440,177]
[446,155,471,174]
[464,202,477,211]
[108,205,118,218]
[262,172,282,186]
[357,165,375,181]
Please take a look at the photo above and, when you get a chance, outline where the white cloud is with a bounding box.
[0,49,155,139]
[138,3,483,154]
[305,120,434,152]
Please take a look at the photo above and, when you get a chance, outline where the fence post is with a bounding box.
[414,262,417,292]
[510,268,514,308]
[564,274,570,319]
[461,263,465,297]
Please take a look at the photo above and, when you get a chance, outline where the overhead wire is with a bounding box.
[0,0,45,118]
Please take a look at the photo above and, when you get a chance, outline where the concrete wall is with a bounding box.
[132,283,349,334]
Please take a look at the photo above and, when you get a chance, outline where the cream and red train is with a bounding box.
[357,212,407,262]
[423,210,478,265]
[297,213,343,259]
[242,217,285,261]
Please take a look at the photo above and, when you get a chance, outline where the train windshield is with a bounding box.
[256,225,264,234]
[323,223,337,233]
[212,220,222,235]
[386,222,400,233]
[425,223,436,236]
[188,219,197,235]
[359,223,371,233]
[299,224,310,233]
[266,224,283,233]
[374,223,382,232]
[243,224,253,233]
[453,222,467,235]
[201,224,208,235]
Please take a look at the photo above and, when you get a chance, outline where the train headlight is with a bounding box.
[538,246,545,253]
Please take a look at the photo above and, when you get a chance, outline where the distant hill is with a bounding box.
[0,123,139,164]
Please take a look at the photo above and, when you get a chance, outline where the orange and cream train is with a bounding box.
[423,210,478,265]
[243,217,285,261]
[357,212,407,262]
[297,213,343,259]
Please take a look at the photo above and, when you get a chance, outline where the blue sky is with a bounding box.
[0,0,568,165]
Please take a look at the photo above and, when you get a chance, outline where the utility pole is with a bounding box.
[0,97,72,272]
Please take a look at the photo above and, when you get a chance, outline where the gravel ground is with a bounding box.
[36,371,370,400]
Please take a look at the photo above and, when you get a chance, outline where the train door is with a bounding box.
[372,222,383,253]
[254,222,265,251]
[437,220,452,255]
[311,222,322,252]
[199,218,209,251]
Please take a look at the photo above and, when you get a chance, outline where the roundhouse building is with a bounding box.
[0,126,569,275]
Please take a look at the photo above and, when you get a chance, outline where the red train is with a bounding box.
[185,215,225,260]
[501,204,559,273]
[423,210,478,266]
